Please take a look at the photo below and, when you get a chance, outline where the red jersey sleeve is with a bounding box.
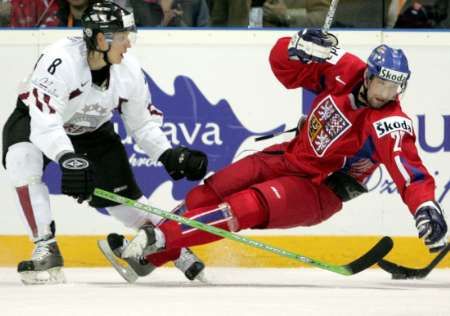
[269,37,365,94]
[269,37,332,92]
[370,111,435,214]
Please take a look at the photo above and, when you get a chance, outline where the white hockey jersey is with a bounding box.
[19,37,170,162]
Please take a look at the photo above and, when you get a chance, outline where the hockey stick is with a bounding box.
[257,2,340,144]
[378,244,450,279]
[322,0,340,33]
[254,127,297,142]
[94,188,392,276]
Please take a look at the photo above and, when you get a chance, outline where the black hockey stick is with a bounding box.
[378,244,450,279]
[254,127,297,142]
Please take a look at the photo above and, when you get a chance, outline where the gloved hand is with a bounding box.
[59,152,94,203]
[288,28,338,64]
[324,171,368,202]
[414,202,448,253]
[159,146,207,181]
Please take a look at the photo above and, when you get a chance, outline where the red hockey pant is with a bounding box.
[147,148,342,266]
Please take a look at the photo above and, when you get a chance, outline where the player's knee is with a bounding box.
[186,184,221,209]
[5,142,44,187]
[223,189,268,231]
[106,196,162,228]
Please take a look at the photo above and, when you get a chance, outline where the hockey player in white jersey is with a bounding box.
[2,1,207,285]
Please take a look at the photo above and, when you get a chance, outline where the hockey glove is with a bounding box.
[59,153,94,203]
[159,146,208,181]
[415,202,448,253]
[288,28,338,64]
[324,171,368,202]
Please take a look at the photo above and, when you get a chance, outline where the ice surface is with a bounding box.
[0,268,449,316]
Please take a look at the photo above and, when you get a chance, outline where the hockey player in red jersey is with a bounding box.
[107,29,448,276]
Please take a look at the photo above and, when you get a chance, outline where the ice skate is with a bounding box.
[174,247,206,282]
[98,233,155,283]
[17,238,65,285]
[99,225,206,283]
[121,224,164,259]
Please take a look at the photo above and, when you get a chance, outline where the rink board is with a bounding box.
[0,30,449,269]
[1,235,449,268]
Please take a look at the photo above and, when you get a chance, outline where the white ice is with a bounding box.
[0,268,449,316]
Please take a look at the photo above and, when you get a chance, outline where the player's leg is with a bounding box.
[5,142,64,284]
[123,176,342,262]
[80,123,204,280]
[3,103,64,285]
[104,142,285,278]
[138,151,278,268]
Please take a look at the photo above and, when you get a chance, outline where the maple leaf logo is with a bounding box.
[43,72,283,206]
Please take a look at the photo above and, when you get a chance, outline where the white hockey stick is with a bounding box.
[322,0,340,33]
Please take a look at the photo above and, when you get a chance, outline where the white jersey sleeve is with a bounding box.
[120,57,171,161]
[25,50,75,161]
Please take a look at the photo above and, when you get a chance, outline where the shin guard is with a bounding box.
[156,188,268,251]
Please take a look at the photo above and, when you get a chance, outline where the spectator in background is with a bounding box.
[130,0,209,27]
[262,0,330,27]
[57,0,92,27]
[0,0,11,26]
[128,0,162,26]
[209,0,250,26]
[394,0,448,28]
[10,0,59,27]
[386,0,407,27]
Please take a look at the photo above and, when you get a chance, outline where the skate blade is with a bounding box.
[20,267,66,285]
[97,240,139,284]
[194,271,208,283]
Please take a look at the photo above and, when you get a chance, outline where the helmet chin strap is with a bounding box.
[358,77,370,106]
[103,50,112,66]
[99,45,112,66]
[91,41,112,66]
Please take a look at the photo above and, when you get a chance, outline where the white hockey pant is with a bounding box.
[106,196,164,229]
[5,142,52,241]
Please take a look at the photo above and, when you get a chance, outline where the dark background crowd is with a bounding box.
[0,0,448,28]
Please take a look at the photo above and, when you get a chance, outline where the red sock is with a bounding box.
[146,248,181,267]
[146,184,222,267]
[152,189,268,253]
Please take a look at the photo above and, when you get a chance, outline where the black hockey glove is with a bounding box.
[59,153,94,203]
[415,202,448,253]
[324,171,368,202]
[159,146,208,181]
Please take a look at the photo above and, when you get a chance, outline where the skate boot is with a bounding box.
[121,224,165,259]
[174,247,206,282]
[17,238,65,285]
[107,233,156,277]
[100,225,206,282]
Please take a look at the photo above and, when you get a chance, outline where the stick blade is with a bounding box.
[378,259,422,279]
[378,244,450,279]
[344,236,393,275]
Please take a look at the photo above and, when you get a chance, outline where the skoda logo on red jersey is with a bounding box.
[308,96,351,157]
[373,116,413,138]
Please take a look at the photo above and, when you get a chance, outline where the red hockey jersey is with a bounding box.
[269,37,435,214]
